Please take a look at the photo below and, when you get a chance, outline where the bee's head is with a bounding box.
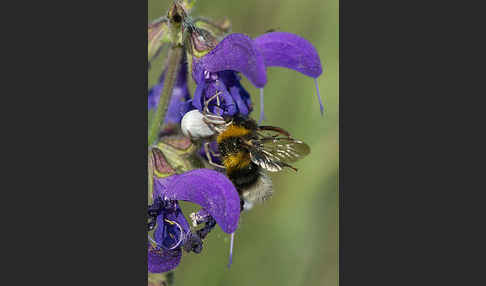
[218,136,243,156]
[230,115,258,131]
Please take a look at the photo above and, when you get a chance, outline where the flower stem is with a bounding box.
[148,45,183,145]
[148,271,175,286]
[166,271,174,286]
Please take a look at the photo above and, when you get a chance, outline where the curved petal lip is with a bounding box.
[155,169,241,233]
[199,33,267,88]
[253,32,322,78]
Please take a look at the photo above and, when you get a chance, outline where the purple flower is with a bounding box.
[148,169,241,273]
[148,56,193,125]
[148,200,188,273]
[253,32,322,79]
[190,32,323,122]
[192,69,253,117]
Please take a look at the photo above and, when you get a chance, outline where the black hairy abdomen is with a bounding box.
[228,162,260,194]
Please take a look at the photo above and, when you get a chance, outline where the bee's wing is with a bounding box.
[261,137,311,163]
[246,136,310,172]
[148,17,170,64]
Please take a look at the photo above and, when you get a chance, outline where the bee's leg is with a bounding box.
[204,142,226,169]
[258,125,292,137]
[281,161,298,172]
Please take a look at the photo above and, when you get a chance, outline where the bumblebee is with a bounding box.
[181,94,310,205]
[215,115,310,204]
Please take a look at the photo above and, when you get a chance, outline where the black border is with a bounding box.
[6,0,481,284]
[340,0,483,285]
[7,1,148,285]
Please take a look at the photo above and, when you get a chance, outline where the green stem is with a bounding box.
[166,272,174,286]
[148,45,183,145]
[148,271,175,286]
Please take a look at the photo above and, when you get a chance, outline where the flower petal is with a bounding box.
[253,32,322,78]
[165,60,191,124]
[191,59,206,85]
[198,33,267,88]
[152,175,177,200]
[192,80,206,111]
[154,169,240,233]
[229,86,249,116]
[213,81,237,116]
[148,243,182,273]
[148,70,166,110]
[220,71,252,116]
[154,203,191,250]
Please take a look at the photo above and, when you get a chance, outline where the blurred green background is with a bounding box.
[149,0,338,285]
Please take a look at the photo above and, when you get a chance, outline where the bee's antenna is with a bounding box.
[228,232,235,269]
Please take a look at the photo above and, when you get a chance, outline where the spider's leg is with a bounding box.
[204,142,226,169]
